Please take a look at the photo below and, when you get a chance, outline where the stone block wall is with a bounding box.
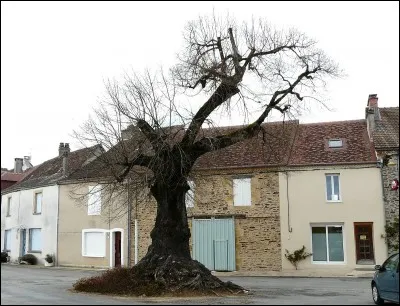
[130,168,282,271]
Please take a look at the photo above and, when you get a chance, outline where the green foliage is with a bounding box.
[45,254,54,263]
[20,254,38,265]
[384,217,399,253]
[1,251,8,263]
[285,246,312,270]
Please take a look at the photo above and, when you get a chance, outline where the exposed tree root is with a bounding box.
[73,255,248,297]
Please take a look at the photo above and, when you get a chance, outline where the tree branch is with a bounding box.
[182,82,240,146]
[136,119,163,149]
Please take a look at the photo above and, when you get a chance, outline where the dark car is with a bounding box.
[371,252,399,304]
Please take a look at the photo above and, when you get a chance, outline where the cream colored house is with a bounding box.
[279,120,387,274]
[57,182,129,268]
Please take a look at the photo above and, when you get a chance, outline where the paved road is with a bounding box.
[1,265,382,305]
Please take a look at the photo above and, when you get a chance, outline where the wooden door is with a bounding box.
[354,223,374,263]
[114,232,121,267]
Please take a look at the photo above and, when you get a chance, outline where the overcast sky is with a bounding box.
[1,1,399,169]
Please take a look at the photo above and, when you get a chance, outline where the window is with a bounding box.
[82,230,106,257]
[34,192,42,214]
[6,197,11,216]
[88,185,102,215]
[185,180,195,208]
[326,174,341,201]
[29,228,41,252]
[311,225,344,263]
[328,139,343,148]
[233,177,251,206]
[4,229,11,251]
[382,253,399,272]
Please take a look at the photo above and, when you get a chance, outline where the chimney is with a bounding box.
[59,143,70,175]
[365,94,379,140]
[121,125,142,140]
[14,158,23,173]
[22,156,33,171]
[58,142,71,157]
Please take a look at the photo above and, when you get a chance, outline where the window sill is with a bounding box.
[6,215,11,217]
[326,200,343,203]
[28,250,42,253]
[33,213,42,215]
[82,254,105,258]
[312,261,346,265]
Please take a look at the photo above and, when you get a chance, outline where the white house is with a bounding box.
[1,143,100,264]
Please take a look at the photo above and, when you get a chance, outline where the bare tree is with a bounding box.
[73,14,339,296]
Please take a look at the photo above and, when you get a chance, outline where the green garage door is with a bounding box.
[192,217,235,271]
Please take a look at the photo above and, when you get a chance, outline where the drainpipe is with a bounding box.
[134,190,138,265]
[285,171,293,233]
[127,179,131,267]
[56,185,60,266]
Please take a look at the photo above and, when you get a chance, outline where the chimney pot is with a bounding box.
[367,94,378,108]
[59,142,70,156]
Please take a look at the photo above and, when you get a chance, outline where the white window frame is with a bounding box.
[82,229,107,257]
[29,228,42,253]
[328,139,343,148]
[325,174,341,202]
[6,197,11,216]
[185,180,195,208]
[4,229,11,251]
[310,223,346,264]
[233,177,252,206]
[34,192,42,214]
[88,185,102,216]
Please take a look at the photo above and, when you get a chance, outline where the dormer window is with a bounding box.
[328,139,343,148]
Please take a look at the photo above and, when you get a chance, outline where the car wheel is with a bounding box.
[372,283,384,305]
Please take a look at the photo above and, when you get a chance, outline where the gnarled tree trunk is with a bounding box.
[133,179,245,295]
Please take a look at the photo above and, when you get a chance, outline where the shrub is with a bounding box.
[21,253,38,265]
[1,251,8,263]
[45,254,54,263]
[285,246,312,270]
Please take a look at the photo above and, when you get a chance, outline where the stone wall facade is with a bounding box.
[130,168,282,271]
[379,151,399,254]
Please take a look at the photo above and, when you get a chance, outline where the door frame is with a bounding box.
[109,228,124,267]
[353,222,375,263]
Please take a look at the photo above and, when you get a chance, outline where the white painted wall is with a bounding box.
[1,185,59,264]
[279,166,387,273]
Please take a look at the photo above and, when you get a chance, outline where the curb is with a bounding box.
[2,264,373,278]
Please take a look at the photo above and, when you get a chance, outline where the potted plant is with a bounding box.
[44,254,54,267]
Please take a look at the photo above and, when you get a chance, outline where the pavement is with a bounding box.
[1,264,378,305]
[3,262,375,278]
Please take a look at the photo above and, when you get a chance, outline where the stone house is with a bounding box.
[365,94,399,254]
[131,121,298,272]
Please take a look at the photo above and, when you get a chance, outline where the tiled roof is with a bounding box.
[373,107,399,150]
[62,120,298,180]
[1,171,25,182]
[288,120,376,166]
[193,121,299,169]
[1,145,102,195]
[59,119,378,182]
